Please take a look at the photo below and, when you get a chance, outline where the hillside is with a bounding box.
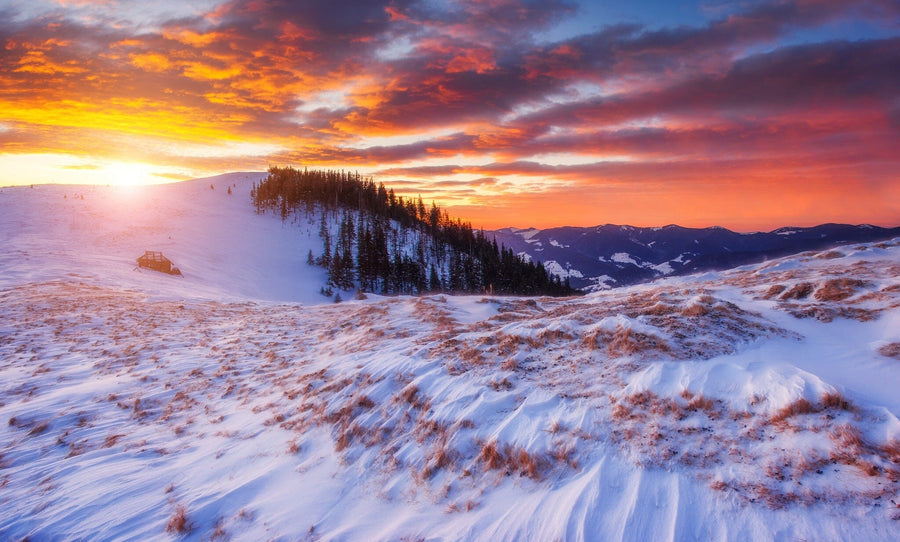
[252,166,576,297]
[0,173,328,303]
[491,223,900,291]
[1,178,899,540]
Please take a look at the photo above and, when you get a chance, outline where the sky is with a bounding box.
[1,0,898,230]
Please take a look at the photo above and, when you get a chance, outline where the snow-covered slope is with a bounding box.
[0,173,329,304]
[1,179,899,541]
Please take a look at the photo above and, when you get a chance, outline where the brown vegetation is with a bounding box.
[814,278,868,302]
[761,284,787,299]
[877,342,900,360]
[780,282,814,300]
[478,440,545,480]
[166,505,193,535]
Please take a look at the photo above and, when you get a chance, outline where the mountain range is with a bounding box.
[490,223,900,291]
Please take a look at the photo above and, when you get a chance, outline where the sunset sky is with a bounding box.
[1,0,898,230]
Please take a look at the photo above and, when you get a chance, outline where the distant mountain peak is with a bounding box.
[491,223,900,291]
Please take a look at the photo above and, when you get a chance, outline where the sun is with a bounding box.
[99,161,163,187]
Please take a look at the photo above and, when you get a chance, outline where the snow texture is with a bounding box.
[1,178,899,541]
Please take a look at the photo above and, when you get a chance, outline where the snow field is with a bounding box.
[1,178,899,540]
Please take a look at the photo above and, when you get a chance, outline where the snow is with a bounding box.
[543,260,584,279]
[651,262,674,275]
[611,252,639,265]
[583,275,617,292]
[1,177,900,541]
[0,173,330,304]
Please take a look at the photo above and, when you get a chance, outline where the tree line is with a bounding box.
[251,166,577,297]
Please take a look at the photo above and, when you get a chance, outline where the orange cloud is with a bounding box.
[0,0,896,232]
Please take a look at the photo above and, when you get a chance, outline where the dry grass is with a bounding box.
[877,342,900,360]
[814,278,868,302]
[829,424,865,465]
[586,326,670,358]
[166,505,193,535]
[780,282,814,300]
[681,304,709,317]
[686,395,718,417]
[27,420,49,436]
[880,439,900,464]
[761,284,787,299]
[642,303,676,316]
[771,398,816,424]
[821,392,853,411]
[478,441,545,480]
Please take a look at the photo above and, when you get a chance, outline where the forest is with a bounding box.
[251,166,577,297]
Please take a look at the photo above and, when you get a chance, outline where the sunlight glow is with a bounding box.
[99,161,164,187]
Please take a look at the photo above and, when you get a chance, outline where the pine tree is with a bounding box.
[429,265,441,291]
[318,213,331,267]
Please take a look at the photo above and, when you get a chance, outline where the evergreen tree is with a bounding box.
[251,166,579,297]
[429,265,441,291]
[318,213,331,268]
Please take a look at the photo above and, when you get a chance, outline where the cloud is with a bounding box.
[0,0,897,229]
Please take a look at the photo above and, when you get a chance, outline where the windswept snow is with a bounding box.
[1,179,900,541]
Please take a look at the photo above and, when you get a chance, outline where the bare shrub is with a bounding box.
[500,358,517,371]
[817,251,844,260]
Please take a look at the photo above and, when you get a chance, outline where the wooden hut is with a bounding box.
[136,251,182,276]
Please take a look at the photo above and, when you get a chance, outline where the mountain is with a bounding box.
[1,176,900,540]
[490,223,900,291]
